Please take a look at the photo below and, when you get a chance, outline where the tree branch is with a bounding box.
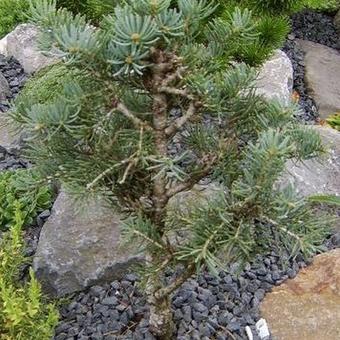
[165,102,199,137]
[159,86,196,102]
[161,66,187,87]
[155,264,195,299]
[117,103,153,131]
[263,216,303,243]
[166,155,217,198]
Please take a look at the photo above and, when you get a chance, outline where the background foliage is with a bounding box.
[0,0,29,38]
[0,203,59,339]
[15,63,92,106]
[326,113,340,131]
[0,0,122,37]
[0,170,52,231]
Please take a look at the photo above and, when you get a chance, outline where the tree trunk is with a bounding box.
[146,276,174,340]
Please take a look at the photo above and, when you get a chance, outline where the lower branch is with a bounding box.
[166,155,217,198]
[155,263,195,300]
[117,103,153,131]
[165,102,199,137]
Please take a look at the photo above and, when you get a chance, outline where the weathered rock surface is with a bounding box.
[0,115,20,150]
[334,10,340,32]
[282,126,340,197]
[297,39,340,118]
[256,49,293,104]
[33,191,141,297]
[260,249,340,340]
[5,24,56,74]
[0,71,10,100]
[0,34,7,55]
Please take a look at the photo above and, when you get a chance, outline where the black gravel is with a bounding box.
[0,54,28,168]
[0,54,27,112]
[291,10,339,50]
[53,233,340,340]
[282,10,339,122]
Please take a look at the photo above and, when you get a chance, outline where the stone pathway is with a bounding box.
[281,126,340,197]
[297,39,340,118]
[260,249,340,340]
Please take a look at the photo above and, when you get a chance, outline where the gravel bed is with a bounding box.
[0,54,28,168]
[291,10,339,49]
[54,234,340,340]
[283,10,339,122]
[0,54,27,112]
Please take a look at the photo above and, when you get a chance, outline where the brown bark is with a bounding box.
[146,274,174,340]
[144,49,203,338]
[150,50,171,229]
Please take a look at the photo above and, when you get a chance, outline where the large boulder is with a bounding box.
[33,191,141,297]
[0,71,10,100]
[281,126,340,197]
[2,24,57,74]
[255,49,293,105]
[297,39,340,118]
[260,249,340,340]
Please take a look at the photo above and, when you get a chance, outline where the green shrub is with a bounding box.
[14,63,90,106]
[326,113,340,131]
[0,203,59,339]
[0,0,29,38]
[0,170,52,231]
[219,8,290,66]
[309,0,339,11]
[15,1,331,336]
[0,0,120,38]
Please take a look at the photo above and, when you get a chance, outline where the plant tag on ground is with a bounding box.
[256,318,270,339]
[245,325,254,340]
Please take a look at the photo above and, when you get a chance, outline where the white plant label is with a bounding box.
[256,318,270,339]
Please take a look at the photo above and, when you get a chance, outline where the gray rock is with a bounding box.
[0,34,7,55]
[281,126,340,197]
[101,296,118,306]
[0,114,21,150]
[334,10,340,33]
[297,39,340,118]
[0,71,10,100]
[255,49,293,105]
[33,190,141,297]
[5,24,57,74]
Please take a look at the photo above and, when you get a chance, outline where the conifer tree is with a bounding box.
[11,0,330,338]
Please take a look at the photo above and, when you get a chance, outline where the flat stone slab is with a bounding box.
[297,39,340,118]
[260,249,340,340]
[256,49,293,105]
[33,190,141,297]
[282,126,340,197]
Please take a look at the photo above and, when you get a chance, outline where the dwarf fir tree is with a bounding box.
[11,0,330,338]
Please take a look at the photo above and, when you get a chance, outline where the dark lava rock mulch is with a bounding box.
[283,10,340,122]
[0,145,28,171]
[291,10,339,50]
[0,54,28,170]
[283,36,318,122]
[0,54,27,112]
[54,234,340,340]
